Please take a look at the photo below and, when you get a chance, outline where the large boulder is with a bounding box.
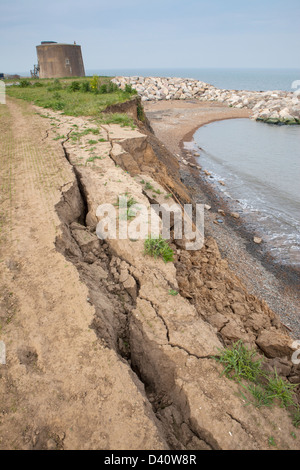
[256,330,294,358]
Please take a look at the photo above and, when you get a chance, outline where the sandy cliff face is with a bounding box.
[53,103,299,449]
[0,97,299,450]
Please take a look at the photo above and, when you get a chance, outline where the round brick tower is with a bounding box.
[36,41,85,79]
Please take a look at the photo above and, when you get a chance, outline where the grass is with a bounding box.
[95,112,135,128]
[144,235,174,263]
[268,436,276,447]
[86,156,104,163]
[214,340,263,383]
[6,76,137,118]
[214,340,300,426]
[144,182,155,191]
[168,289,178,296]
[116,192,139,220]
[52,134,65,141]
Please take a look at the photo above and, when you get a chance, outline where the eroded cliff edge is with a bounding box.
[50,97,300,450]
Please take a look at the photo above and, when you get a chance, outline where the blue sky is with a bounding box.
[0,0,299,74]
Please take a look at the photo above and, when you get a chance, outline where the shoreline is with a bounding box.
[144,99,300,337]
[114,75,300,125]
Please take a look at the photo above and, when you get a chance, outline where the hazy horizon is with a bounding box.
[5,67,300,78]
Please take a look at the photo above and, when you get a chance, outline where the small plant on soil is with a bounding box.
[116,192,139,220]
[214,340,263,383]
[86,156,104,163]
[292,408,300,428]
[144,236,174,263]
[168,289,178,296]
[268,436,276,447]
[52,134,65,141]
[214,340,300,426]
[144,182,154,191]
[97,112,135,128]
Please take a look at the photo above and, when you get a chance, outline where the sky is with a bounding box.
[0,0,299,74]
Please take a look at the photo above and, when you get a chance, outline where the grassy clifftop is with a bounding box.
[6,76,136,118]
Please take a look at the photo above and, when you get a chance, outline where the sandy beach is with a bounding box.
[144,99,300,337]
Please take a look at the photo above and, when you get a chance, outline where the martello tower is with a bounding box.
[36,41,85,79]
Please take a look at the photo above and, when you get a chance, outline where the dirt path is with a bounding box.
[0,98,166,450]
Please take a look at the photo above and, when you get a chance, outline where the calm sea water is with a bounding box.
[87,68,300,92]
[191,119,300,268]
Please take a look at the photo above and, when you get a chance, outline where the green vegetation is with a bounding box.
[52,134,65,141]
[214,340,263,383]
[96,112,135,128]
[144,182,155,191]
[137,100,145,122]
[116,192,139,220]
[86,155,104,163]
[144,236,174,263]
[6,76,137,118]
[214,340,300,426]
[268,436,276,447]
[124,83,137,95]
[168,289,178,296]
[292,408,300,428]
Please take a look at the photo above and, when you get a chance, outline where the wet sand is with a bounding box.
[144,100,251,155]
[144,99,300,338]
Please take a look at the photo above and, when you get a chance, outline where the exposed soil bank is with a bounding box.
[144,99,300,337]
[0,97,299,450]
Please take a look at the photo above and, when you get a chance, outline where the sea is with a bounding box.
[86,67,300,92]
[190,119,300,269]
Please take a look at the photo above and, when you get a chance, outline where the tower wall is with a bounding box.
[36,43,85,79]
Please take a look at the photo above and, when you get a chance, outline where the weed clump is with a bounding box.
[116,192,139,220]
[214,340,300,426]
[20,79,31,88]
[144,236,174,263]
